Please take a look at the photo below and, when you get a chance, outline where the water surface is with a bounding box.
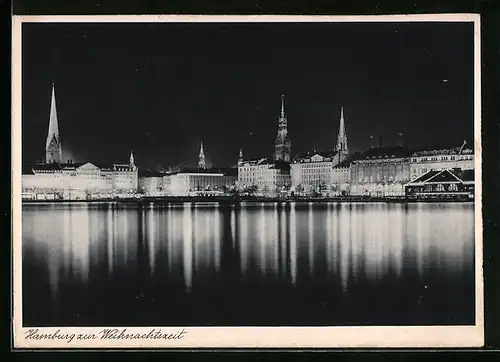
[22,202,475,326]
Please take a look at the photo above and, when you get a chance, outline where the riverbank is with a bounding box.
[22,195,474,204]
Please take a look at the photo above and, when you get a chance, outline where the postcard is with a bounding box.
[12,14,483,348]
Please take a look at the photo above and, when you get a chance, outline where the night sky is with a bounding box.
[22,21,475,169]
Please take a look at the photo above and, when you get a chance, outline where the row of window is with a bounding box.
[356,175,403,183]
[411,155,473,162]
[297,163,332,168]
[301,175,330,181]
[302,168,331,174]
[239,176,290,182]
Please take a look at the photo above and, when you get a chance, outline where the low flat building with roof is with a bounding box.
[405,168,474,200]
[165,166,237,197]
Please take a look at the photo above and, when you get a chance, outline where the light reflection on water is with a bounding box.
[22,202,475,326]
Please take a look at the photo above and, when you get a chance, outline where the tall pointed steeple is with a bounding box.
[335,105,349,155]
[280,94,285,118]
[45,83,63,164]
[274,94,292,162]
[129,150,135,168]
[198,141,206,169]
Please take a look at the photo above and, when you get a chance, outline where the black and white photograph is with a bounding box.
[12,14,483,348]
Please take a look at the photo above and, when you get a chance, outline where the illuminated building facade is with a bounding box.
[21,85,139,200]
[237,156,291,195]
[291,152,337,194]
[22,154,138,200]
[409,141,474,180]
[349,146,411,197]
[165,169,237,196]
[237,95,293,195]
[290,107,349,194]
[138,170,166,196]
[331,161,352,196]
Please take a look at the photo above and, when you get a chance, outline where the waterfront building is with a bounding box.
[274,95,292,162]
[237,156,291,195]
[138,170,166,196]
[21,84,138,200]
[331,160,352,196]
[290,106,349,194]
[291,151,337,195]
[165,168,237,196]
[349,146,411,197]
[22,153,138,200]
[160,143,237,197]
[405,168,474,200]
[112,151,139,191]
[237,95,293,195]
[409,141,474,180]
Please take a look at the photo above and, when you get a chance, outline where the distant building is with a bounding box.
[165,168,237,196]
[237,95,293,195]
[291,151,337,194]
[290,106,349,194]
[409,141,474,180]
[21,84,138,200]
[22,154,138,200]
[238,156,291,195]
[138,170,166,196]
[405,168,474,200]
[274,95,292,162]
[349,146,411,197]
[331,159,352,196]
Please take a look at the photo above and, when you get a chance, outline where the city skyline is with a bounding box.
[22,22,474,169]
[15,15,482,349]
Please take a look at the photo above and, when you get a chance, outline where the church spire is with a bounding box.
[280,94,285,118]
[46,84,59,149]
[198,141,206,169]
[274,94,292,162]
[335,105,349,155]
[45,83,63,164]
[129,150,135,168]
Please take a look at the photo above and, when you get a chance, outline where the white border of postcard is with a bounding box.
[12,14,484,349]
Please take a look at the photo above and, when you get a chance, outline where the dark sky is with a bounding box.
[22,21,475,169]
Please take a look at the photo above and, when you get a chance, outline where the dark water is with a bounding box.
[22,202,475,326]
